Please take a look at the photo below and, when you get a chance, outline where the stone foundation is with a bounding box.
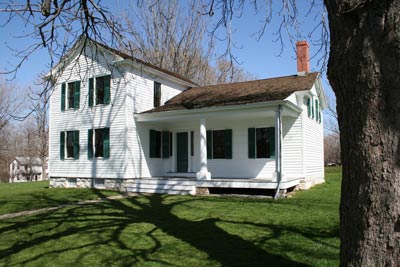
[50,177,136,192]
[296,176,325,191]
[195,187,210,195]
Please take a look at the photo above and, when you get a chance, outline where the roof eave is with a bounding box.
[113,59,196,87]
[135,100,302,122]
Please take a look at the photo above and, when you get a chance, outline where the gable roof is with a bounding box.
[46,36,196,86]
[144,72,319,113]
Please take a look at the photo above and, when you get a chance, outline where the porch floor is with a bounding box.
[137,176,301,190]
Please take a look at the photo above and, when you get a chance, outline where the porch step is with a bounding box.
[126,178,196,195]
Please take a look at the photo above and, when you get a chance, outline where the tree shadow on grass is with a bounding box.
[0,191,339,266]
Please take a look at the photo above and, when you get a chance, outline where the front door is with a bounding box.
[176,132,188,173]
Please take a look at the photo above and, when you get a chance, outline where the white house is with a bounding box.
[48,38,326,196]
[9,157,48,182]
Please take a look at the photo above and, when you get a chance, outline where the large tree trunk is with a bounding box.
[325,1,400,266]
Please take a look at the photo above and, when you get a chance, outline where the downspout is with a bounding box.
[274,105,283,199]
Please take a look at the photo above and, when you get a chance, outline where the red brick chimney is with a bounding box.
[296,41,310,75]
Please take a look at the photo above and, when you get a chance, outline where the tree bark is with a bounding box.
[325,0,400,266]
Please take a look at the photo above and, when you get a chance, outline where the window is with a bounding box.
[88,75,111,107]
[306,97,313,118]
[66,131,75,158]
[94,178,105,188]
[60,130,79,160]
[87,128,110,159]
[61,81,80,111]
[154,82,161,107]
[149,130,171,158]
[68,178,77,187]
[149,130,161,158]
[248,127,275,158]
[315,99,322,123]
[206,129,232,159]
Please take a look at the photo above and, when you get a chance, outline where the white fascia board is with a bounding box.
[135,100,302,122]
[113,59,196,88]
[315,75,328,110]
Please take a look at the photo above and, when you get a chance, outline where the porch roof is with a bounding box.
[143,72,318,113]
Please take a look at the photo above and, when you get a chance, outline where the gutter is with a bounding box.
[135,100,302,122]
[274,104,283,199]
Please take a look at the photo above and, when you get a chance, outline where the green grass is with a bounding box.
[0,168,341,267]
[0,181,119,215]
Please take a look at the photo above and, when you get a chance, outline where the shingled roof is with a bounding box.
[144,72,319,113]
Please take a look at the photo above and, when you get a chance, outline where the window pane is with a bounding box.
[66,131,74,158]
[154,82,161,107]
[213,130,225,159]
[155,130,161,158]
[68,82,75,109]
[95,129,104,157]
[96,76,105,104]
[256,128,269,158]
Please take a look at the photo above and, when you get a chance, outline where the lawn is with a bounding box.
[0,181,119,215]
[0,167,341,267]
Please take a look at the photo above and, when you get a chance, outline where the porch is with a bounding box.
[134,101,304,195]
[125,176,303,196]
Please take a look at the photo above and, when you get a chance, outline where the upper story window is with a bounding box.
[315,99,322,124]
[306,97,313,119]
[89,75,111,107]
[154,82,161,107]
[61,81,80,111]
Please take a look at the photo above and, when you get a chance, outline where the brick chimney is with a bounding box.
[296,41,310,76]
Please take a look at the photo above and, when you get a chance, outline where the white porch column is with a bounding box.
[196,118,211,180]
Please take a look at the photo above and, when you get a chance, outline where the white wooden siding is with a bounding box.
[124,67,188,178]
[131,118,278,179]
[301,85,324,179]
[49,46,128,178]
[281,115,303,180]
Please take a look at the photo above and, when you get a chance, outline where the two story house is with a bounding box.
[48,38,326,196]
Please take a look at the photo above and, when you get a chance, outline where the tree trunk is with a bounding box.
[325,1,400,266]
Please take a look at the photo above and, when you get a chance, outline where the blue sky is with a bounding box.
[0,0,334,102]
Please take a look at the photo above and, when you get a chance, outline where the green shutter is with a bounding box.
[162,131,170,158]
[150,130,156,158]
[307,98,311,117]
[315,99,319,121]
[73,131,80,160]
[224,129,232,159]
[311,98,314,119]
[60,131,65,160]
[190,131,194,156]
[207,130,212,159]
[103,128,110,159]
[88,129,93,159]
[104,75,111,104]
[61,83,66,111]
[74,81,80,109]
[89,78,94,107]
[248,128,256,158]
[268,127,276,158]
